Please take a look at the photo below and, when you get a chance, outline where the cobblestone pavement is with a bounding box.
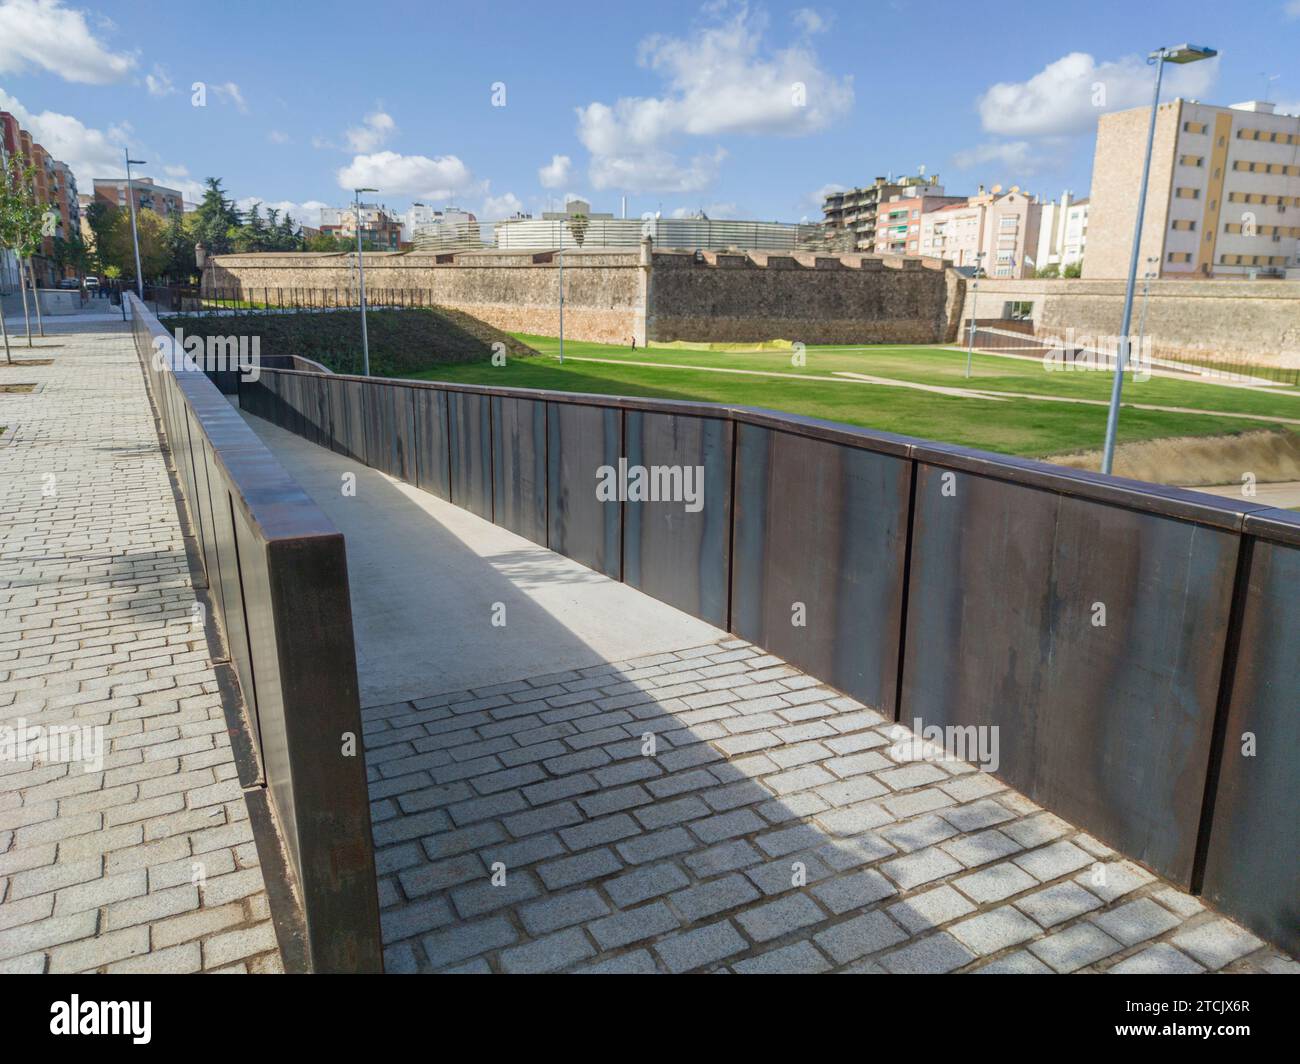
[0,325,282,974]
[367,642,1297,974]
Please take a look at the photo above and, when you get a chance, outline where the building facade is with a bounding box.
[918,186,1043,278]
[872,185,967,255]
[1084,99,1300,279]
[319,203,404,249]
[93,176,185,219]
[1,109,81,285]
[824,174,940,251]
[1034,192,1089,272]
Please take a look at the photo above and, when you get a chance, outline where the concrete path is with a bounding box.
[240,414,726,709]
[362,641,1296,975]
[0,325,281,974]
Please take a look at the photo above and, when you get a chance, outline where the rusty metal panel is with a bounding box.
[1200,537,1300,955]
[900,464,1237,886]
[624,411,732,628]
[491,396,547,545]
[731,424,909,711]
[362,381,397,478]
[413,387,451,500]
[448,391,492,520]
[328,377,368,463]
[547,402,622,579]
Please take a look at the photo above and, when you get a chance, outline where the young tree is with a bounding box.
[0,155,46,344]
[193,177,241,255]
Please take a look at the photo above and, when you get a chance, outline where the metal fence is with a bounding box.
[128,294,382,972]
[241,360,1300,957]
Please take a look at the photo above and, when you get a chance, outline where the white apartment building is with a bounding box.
[1035,192,1089,271]
[1085,99,1300,278]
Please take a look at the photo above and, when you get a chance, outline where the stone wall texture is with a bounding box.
[958,277,1300,368]
[205,248,962,347]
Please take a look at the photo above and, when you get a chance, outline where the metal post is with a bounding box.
[354,187,376,376]
[965,278,979,378]
[1101,56,1166,475]
[557,247,564,364]
[1135,259,1156,369]
[125,150,145,301]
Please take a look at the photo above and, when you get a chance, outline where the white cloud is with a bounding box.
[337,151,476,200]
[0,87,128,188]
[1287,1,1300,18]
[538,154,572,189]
[345,111,395,153]
[145,64,174,96]
[483,191,523,218]
[235,195,329,228]
[0,0,135,84]
[977,51,1219,138]
[792,8,829,34]
[575,2,852,192]
[210,81,247,113]
[1273,99,1300,117]
[268,129,290,144]
[810,181,845,205]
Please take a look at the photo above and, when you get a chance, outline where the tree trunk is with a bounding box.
[27,259,45,338]
[17,263,32,347]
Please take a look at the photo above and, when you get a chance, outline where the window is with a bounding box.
[1171,219,1196,231]
[1175,187,1200,199]
[1168,252,1192,263]
[1183,121,1207,134]
[1179,154,1204,167]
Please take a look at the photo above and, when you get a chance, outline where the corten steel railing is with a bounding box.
[237,354,1300,957]
[126,295,383,972]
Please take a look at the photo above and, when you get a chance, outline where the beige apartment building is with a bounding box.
[1084,99,1300,279]
[823,174,940,251]
[919,186,1043,277]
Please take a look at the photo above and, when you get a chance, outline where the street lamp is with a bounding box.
[964,251,986,378]
[1100,43,1216,474]
[125,150,147,300]
[1135,255,1159,369]
[354,187,377,376]
[557,245,565,365]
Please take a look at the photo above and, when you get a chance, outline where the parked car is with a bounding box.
[57,278,79,289]
[84,276,99,289]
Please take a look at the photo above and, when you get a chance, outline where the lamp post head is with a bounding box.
[1154,44,1217,64]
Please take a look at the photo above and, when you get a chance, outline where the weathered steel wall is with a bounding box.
[131,296,381,973]
[1200,520,1300,957]
[238,359,1299,958]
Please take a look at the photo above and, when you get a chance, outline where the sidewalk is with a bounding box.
[0,324,282,973]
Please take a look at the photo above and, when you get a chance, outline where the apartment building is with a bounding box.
[823,174,940,251]
[0,109,80,285]
[320,203,404,249]
[94,176,185,219]
[919,186,1043,277]
[1084,98,1300,278]
[1035,191,1089,271]
[872,184,967,254]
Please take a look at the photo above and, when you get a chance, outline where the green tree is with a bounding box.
[192,177,241,255]
[1062,260,1083,279]
[162,212,197,282]
[0,155,48,344]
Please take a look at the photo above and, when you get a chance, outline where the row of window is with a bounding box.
[1234,160,1300,176]
[1237,128,1300,146]
[1219,254,1291,266]
[1223,223,1300,237]
[1228,191,1300,207]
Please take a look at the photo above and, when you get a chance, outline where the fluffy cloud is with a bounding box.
[336,151,475,200]
[345,111,395,153]
[951,140,1040,173]
[0,0,135,84]
[575,2,852,192]
[482,191,523,218]
[210,81,247,113]
[235,195,329,228]
[145,65,174,96]
[791,7,828,34]
[0,88,128,187]
[538,154,572,189]
[977,51,1219,138]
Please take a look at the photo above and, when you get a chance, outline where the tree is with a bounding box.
[53,233,90,279]
[0,155,47,344]
[1062,260,1083,279]
[1035,263,1061,279]
[192,177,241,255]
[162,212,197,283]
[83,200,121,273]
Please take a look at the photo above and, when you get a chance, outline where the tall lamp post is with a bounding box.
[557,246,565,365]
[354,187,377,376]
[1100,43,1216,474]
[1134,255,1159,369]
[964,251,986,378]
[125,150,148,300]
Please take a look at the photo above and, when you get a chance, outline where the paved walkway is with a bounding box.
[0,324,281,973]
[233,396,1296,974]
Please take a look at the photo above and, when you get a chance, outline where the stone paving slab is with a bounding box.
[367,641,1296,975]
[0,324,281,973]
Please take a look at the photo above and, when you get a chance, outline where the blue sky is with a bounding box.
[2,0,1298,226]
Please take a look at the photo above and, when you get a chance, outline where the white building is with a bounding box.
[919,186,1043,277]
[1034,192,1089,272]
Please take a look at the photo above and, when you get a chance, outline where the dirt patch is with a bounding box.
[1048,428,1300,486]
[0,383,37,394]
[0,359,55,367]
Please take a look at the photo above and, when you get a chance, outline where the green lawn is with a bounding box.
[404,336,1298,459]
